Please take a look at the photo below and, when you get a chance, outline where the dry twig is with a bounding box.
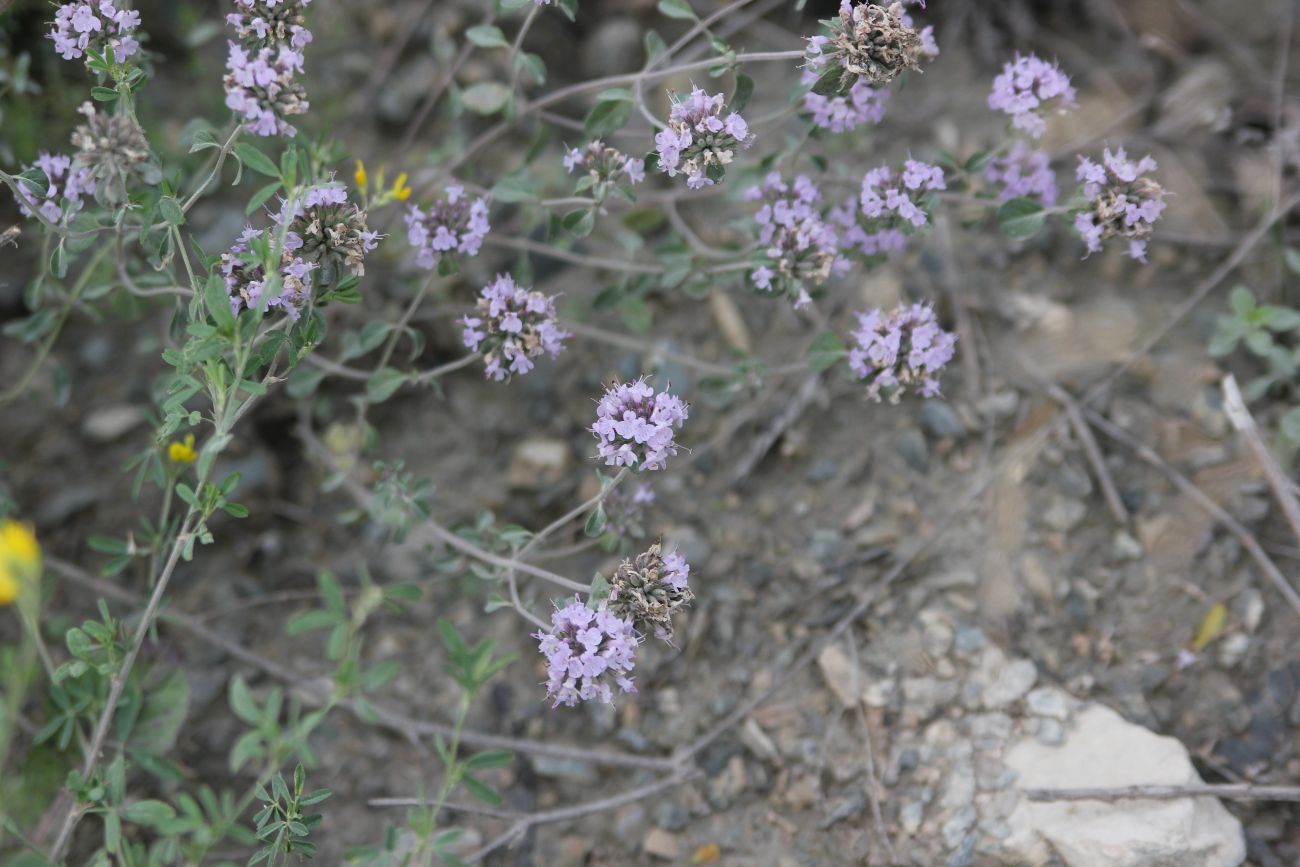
[1222,373,1300,548]
[1026,783,1300,803]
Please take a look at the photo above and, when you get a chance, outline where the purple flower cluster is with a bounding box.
[654,87,753,189]
[276,183,378,278]
[983,140,1057,206]
[830,160,945,258]
[460,274,570,382]
[12,153,95,227]
[1073,148,1166,262]
[801,73,890,133]
[603,482,655,538]
[404,182,490,271]
[591,378,689,472]
[564,140,646,197]
[745,172,846,308]
[848,303,956,400]
[606,542,693,642]
[224,0,311,137]
[988,54,1075,139]
[220,226,316,319]
[49,1,140,64]
[534,597,638,708]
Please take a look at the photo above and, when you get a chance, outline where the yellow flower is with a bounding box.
[168,433,198,465]
[354,159,368,190]
[0,520,40,607]
[391,172,412,202]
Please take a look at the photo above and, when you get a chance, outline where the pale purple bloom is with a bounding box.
[1073,147,1166,261]
[654,87,753,189]
[460,274,569,382]
[848,303,956,401]
[801,70,890,133]
[405,182,490,271]
[227,0,313,51]
[983,140,1057,206]
[223,41,308,137]
[746,172,846,307]
[534,597,639,708]
[988,54,1075,139]
[563,140,645,199]
[831,160,943,260]
[603,482,655,538]
[49,1,141,64]
[221,226,317,320]
[12,152,95,227]
[591,378,688,472]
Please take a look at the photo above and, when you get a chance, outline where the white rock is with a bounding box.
[983,659,1038,709]
[1026,687,1072,720]
[1002,704,1246,867]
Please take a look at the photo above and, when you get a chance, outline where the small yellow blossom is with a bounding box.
[354,159,368,190]
[391,172,412,201]
[168,433,198,465]
[0,520,40,607]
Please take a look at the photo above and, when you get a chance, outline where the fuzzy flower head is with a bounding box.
[534,597,639,708]
[801,71,890,133]
[591,378,689,472]
[404,182,490,272]
[983,140,1057,206]
[460,274,569,382]
[605,542,693,642]
[1073,147,1166,262]
[830,159,944,260]
[745,172,847,308]
[227,0,313,51]
[221,225,317,319]
[70,101,158,205]
[276,183,378,282]
[223,41,308,137]
[654,87,754,189]
[603,482,655,539]
[988,54,1075,139]
[564,140,646,201]
[848,303,956,400]
[804,2,934,96]
[49,1,141,64]
[0,520,40,607]
[12,152,96,227]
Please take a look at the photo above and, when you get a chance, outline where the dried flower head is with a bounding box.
[49,1,141,64]
[848,303,956,400]
[983,140,1057,206]
[564,140,646,199]
[605,542,693,641]
[805,2,932,94]
[654,87,753,189]
[226,0,313,51]
[591,378,689,472]
[221,226,317,319]
[988,54,1075,139]
[277,183,378,281]
[460,274,570,382]
[12,152,95,227]
[1073,148,1166,262]
[745,172,847,308]
[0,519,40,607]
[405,182,490,272]
[223,41,309,137]
[70,101,157,204]
[534,597,639,708]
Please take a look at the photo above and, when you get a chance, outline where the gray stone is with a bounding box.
[1026,687,1072,721]
[942,806,977,848]
[900,800,925,834]
[1035,719,1066,745]
[654,802,691,831]
[921,401,966,439]
[968,713,1015,750]
[1043,497,1087,533]
[954,625,988,656]
[809,528,845,566]
[984,659,1038,709]
[707,755,748,809]
[533,756,598,782]
[82,405,144,442]
[897,429,929,473]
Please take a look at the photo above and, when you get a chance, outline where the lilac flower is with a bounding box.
[49,1,141,64]
[221,226,317,320]
[563,140,645,200]
[801,71,890,133]
[745,172,847,308]
[605,542,694,641]
[223,42,308,137]
[591,378,688,472]
[654,87,754,189]
[804,2,933,95]
[404,182,490,272]
[1073,147,1166,262]
[226,0,313,51]
[982,140,1057,206]
[11,152,95,227]
[830,160,943,260]
[603,482,655,538]
[459,274,569,381]
[848,303,956,400]
[988,54,1075,139]
[534,597,639,708]
[828,197,907,258]
[275,183,378,279]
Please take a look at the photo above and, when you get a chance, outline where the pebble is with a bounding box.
[1232,588,1264,633]
[82,404,144,442]
[642,828,680,860]
[900,800,925,834]
[903,677,960,721]
[1217,633,1250,668]
[1042,496,1087,532]
[1035,718,1066,745]
[707,755,748,809]
[1112,530,1144,561]
[897,429,930,473]
[806,458,840,482]
[953,625,988,657]
[808,528,844,566]
[1053,461,1093,498]
[921,401,966,439]
[968,713,1014,750]
[940,764,976,808]
[816,644,862,709]
[983,659,1038,709]
[942,806,977,848]
[506,438,571,488]
[654,802,691,831]
[532,756,598,782]
[783,775,820,810]
[1025,687,1071,721]
[976,389,1019,420]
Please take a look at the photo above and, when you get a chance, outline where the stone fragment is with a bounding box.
[642,828,680,860]
[984,659,1038,709]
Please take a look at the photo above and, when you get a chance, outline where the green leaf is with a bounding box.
[465,749,514,770]
[584,504,606,537]
[731,73,754,113]
[125,671,190,754]
[159,196,185,227]
[808,331,845,372]
[362,659,400,692]
[619,295,652,334]
[563,208,594,238]
[122,800,176,827]
[204,274,235,330]
[1284,247,1300,276]
[1264,305,1300,331]
[1280,407,1300,443]
[90,85,120,103]
[584,99,632,138]
[246,180,282,215]
[996,197,1047,240]
[317,571,346,616]
[286,609,338,635]
[17,166,50,197]
[643,29,667,64]
[3,309,58,344]
[462,82,512,115]
[492,172,538,204]
[1229,285,1256,317]
[87,534,130,554]
[810,65,846,97]
[515,51,546,85]
[366,367,409,404]
[657,0,696,19]
[461,774,502,806]
[228,675,261,725]
[234,143,281,179]
[50,241,68,279]
[466,24,509,48]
